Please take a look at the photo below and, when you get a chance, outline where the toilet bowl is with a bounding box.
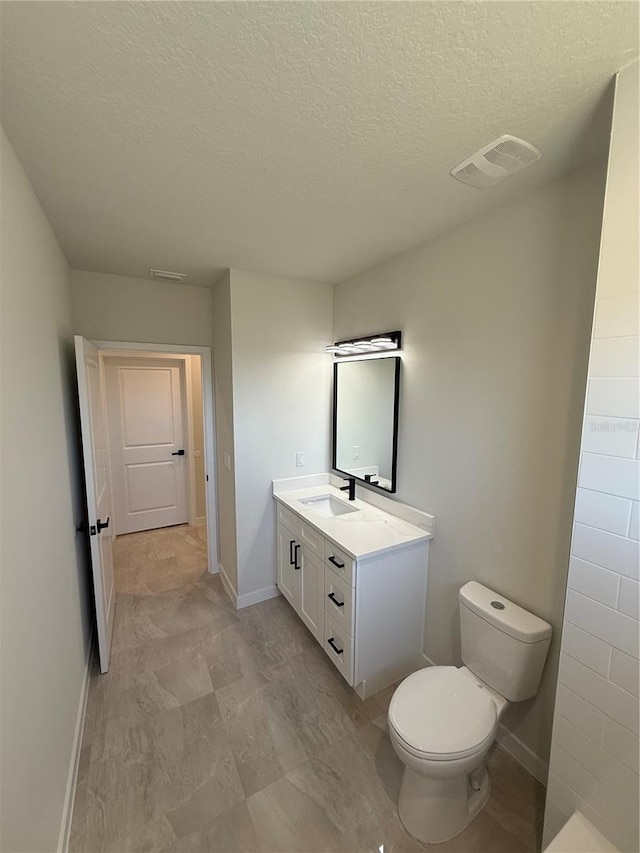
[388,665,505,843]
[388,581,552,844]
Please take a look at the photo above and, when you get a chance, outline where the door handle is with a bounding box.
[171,449,185,456]
[289,539,296,565]
[294,544,301,571]
[97,516,110,532]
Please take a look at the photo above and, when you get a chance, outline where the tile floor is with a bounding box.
[69,524,545,852]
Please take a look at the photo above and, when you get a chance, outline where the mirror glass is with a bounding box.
[333,357,400,493]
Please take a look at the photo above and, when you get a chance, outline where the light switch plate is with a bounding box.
[223,452,231,470]
[353,445,360,460]
[296,451,305,467]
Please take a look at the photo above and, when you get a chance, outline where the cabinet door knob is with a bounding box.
[327,592,344,608]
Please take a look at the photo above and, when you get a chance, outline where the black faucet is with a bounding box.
[340,476,356,501]
[364,474,379,486]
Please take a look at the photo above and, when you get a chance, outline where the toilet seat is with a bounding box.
[388,666,498,760]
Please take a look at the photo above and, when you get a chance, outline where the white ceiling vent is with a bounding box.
[450,135,542,189]
[149,268,187,282]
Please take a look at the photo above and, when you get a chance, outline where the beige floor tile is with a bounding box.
[165,801,260,853]
[70,523,545,853]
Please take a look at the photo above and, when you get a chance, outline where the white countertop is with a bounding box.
[273,482,432,560]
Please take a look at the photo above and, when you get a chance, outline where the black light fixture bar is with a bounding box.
[325,330,402,356]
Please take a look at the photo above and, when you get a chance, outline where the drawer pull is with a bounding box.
[328,637,344,655]
[289,539,296,565]
[327,592,344,608]
[328,555,345,569]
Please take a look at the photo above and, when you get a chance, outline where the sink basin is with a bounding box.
[299,494,360,518]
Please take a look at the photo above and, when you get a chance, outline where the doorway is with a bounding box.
[75,338,218,673]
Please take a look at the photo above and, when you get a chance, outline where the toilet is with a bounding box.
[388,581,552,844]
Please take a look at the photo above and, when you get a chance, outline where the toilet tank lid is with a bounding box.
[459,582,552,644]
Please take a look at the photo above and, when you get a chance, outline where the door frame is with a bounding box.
[91,340,219,575]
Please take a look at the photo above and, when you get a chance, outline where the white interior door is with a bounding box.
[105,358,189,534]
[75,336,115,673]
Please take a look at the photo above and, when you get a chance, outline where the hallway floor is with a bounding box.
[69,525,544,853]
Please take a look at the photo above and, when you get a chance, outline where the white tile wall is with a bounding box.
[544,64,639,853]
[559,654,639,735]
[590,336,640,377]
[567,556,621,606]
[555,684,606,743]
[561,621,612,676]
[602,717,639,772]
[609,648,639,697]
[578,453,640,501]
[564,591,639,657]
[571,524,640,580]
[617,576,639,620]
[573,489,632,535]
[581,415,639,458]
[593,293,640,339]
[629,502,639,541]
[586,379,640,419]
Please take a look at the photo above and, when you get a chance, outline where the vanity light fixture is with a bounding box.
[149,268,187,282]
[325,331,402,356]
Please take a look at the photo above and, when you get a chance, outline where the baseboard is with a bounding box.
[495,724,548,785]
[57,638,93,853]
[236,584,281,609]
[420,651,548,785]
[195,516,207,527]
[218,563,238,608]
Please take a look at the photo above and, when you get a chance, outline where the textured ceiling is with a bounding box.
[1,2,638,287]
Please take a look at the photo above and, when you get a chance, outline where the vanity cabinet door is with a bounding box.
[277,522,300,609]
[299,546,324,642]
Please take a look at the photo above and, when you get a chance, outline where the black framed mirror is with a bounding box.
[332,356,400,493]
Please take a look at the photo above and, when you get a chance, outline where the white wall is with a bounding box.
[0,128,92,851]
[212,272,238,592]
[334,162,607,771]
[71,269,213,347]
[543,62,639,853]
[230,269,333,600]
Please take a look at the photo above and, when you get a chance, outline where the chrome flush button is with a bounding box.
[491,600,505,610]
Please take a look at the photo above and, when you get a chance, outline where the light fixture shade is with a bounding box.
[325,331,402,356]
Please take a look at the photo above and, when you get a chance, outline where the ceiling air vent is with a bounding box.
[450,134,542,189]
[149,268,187,282]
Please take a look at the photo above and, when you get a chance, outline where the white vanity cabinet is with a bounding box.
[274,491,431,700]
[276,502,325,641]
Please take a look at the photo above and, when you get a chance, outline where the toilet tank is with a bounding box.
[459,581,552,702]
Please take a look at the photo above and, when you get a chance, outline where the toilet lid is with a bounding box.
[388,667,497,758]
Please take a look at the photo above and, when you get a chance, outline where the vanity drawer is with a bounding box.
[324,611,354,685]
[325,543,355,586]
[277,502,299,536]
[324,567,354,636]
[299,520,324,561]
